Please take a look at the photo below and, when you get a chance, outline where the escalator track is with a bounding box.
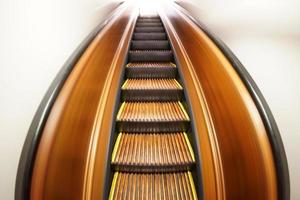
[109,15,198,199]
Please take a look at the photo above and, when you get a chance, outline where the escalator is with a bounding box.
[108,15,198,199]
[16,3,289,200]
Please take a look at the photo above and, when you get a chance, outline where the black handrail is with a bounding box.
[15,3,124,200]
[175,3,290,200]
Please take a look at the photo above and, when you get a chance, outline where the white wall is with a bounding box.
[175,0,300,199]
[0,0,121,199]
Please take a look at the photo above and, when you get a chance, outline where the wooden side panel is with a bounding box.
[160,4,277,200]
[30,5,137,200]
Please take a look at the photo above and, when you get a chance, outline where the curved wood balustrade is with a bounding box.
[30,4,137,200]
[160,3,278,200]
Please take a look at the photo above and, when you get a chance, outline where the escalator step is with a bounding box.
[131,40,170,50]
[137,19,161,23]
[122,78,182,90]
[117,102,190,132]
[139,16,160,19]
[122,79,183,101]
[136,22,163,27]
[112,132,195,172]
[135,27,165,33]
[126,62,177,78]
[129,50,172,62]
[109,172,197,200]
[133,33,167,40]
[117,101,189,122]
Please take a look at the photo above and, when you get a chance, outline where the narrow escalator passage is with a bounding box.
[109,15,198,199]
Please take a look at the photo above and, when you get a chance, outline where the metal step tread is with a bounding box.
[122,79,182,90]
[109,172,198,200]
[116,102,190,122]
[112,132,195,172]
[121,79,183,101]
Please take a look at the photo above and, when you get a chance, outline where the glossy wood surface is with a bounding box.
[160,3,277,200]
[30,4,137,200]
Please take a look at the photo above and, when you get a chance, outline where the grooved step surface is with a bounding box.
[112,133,195,172]
[121,78,183,101]
[129,50,172,62]
[131,40,170,50]
[117,102,189,122]
[122,79,182,90]
[109,172,197,200]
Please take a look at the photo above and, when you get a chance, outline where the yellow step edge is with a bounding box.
[111,133,122,163]
[121,79,129,89]
[188,171,198,200]
[183,132,195,162]
[126,62,177,68]
[170,62,177,67]
[108,172,119,200]
[174,79,183,90]
[178,101,190,120]
[116,102,125,121]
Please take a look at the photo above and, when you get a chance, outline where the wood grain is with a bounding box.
[30,4,137,200]
[160,3,277,200]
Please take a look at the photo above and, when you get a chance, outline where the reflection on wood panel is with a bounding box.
[30,3,138,200]
[160,3,277,200]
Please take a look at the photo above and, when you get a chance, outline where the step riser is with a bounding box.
[113,165,191,173]
[129,51,173,62]
[137,20,161,23]
[118,121,189,133]
[139,16,160,19]
[133,33,167,40]
[131,41,170,50]
[136,23,163,27]
[135,27,165,33]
